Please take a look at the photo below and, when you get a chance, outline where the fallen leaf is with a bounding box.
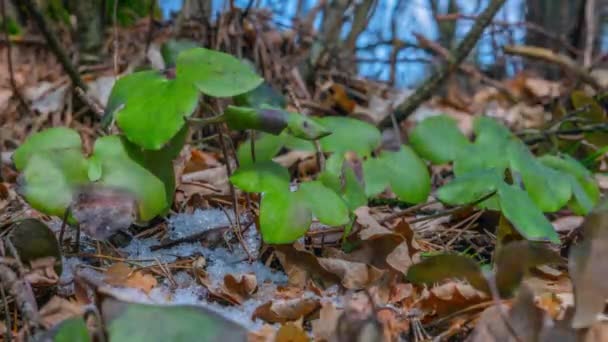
[317,257,384,289]
[418,282,487,320]
[569,198,608,328]
[221,273,257,304]
[274,244,340,288]
[252,297,320,324]
[183,149,220,173]
[38,296,84,329]
[105,262,157,294]
[275,322,308,342]
[552,216,583,233]
[312,302,342,341]
[25,256,60,286]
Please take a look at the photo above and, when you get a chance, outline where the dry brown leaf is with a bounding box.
[584,323,608,342]
[275,322,309,342]
[38,296,84,329]
[105,262,157,294]
[252,297,321,324]
[183,149,220,173]
[248,324,277,342]
[312,302,342,341]
[418,282,487,320]
[23,256,60,286]
[221,273,257,304]
[317,257,384,290]
[377,308,410,341]
[274,244,340,288]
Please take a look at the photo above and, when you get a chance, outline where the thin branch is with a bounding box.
[15,0,88,90]
[380,0,506,128]
[503,45,602,91]
[583,0,596,68]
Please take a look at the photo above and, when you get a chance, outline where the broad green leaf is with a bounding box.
[363,157,389,197]
[494,241,563,297]
[454,117,513,176]
[176,47,263,97]
[569,198,608,328]
[318,117,381,156]
[9,218,62,275]
[342,163,368,211]
[53,317,90,342]
[233,82,286,109]
[297,181,350,226]
[160,39,199,67]
[410,115,469,164]
[87,155,102,182]
[260,190,312,244]
[236,133,285,166]
[318,152,345,193]
[224,106,288,135]
[508,140,571,212]
[19,149,89,217]
[102,298,247,342]
[381,146,430,204]
[107,70,198,149]
[282,134,316,151]
[13,127,82,170]
[406,254,489,294]
[497,183,559,243]
[539,154,600,215]
[91,136,171,221]
[437,169,502,205]
[230,161,290,193]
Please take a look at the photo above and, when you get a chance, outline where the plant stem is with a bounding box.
[187,114,226,126]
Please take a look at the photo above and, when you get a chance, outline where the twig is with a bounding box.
[503,45,603,91]
[74,87,105,118]
[380,0,506,128]
[583,0,596,68]
[0,264,42,331]
[408,191,496,224]
[0,283,11,342]
[144,0,155,56]
[15,0,88,90]
[1,0,30,113]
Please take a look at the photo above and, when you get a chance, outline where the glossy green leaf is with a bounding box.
[176,47,263,97]
[260,190,312,244]
[508,140,571,212]
[233,82,286,109]
[363,157,389,197]
[230,161,290,193]
[107,70,198,149]
[318,117,381,156]
[13,127,82,170]
[160,39,199,67]
[410,115,469,164]
[318,152,344,193]
[282,134,316,151]
[91,136,171,221]
[53,317,90,342]
[406,254,489,294]
[497,183,560,243]
[437,169,502,206]
[342,163,368,211]
[284,112,332,140]
[297,181,350,226]
[539,154,600,215]
[381,146,430,204]
[102,298,248,342]
[19,149,89,217]
[236,133,285,166]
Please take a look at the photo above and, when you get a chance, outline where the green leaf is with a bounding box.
[91,136,172,221]
[318,152,345,193]
[53,317,90,342]
[107,70,198,149]
[508,140,571,212]
[176,47,263,97]
[409,115,469,164]
[224,106,288,135]
[230,161,290,193]
[363,157,389,197]
[539,154,600,215]
[381,146,430,204]
[233,82,286,109]
[297,181,350,226]
[160,39,199,67]
[284,112,332,140]
[102,298,248,342]
[282,134,316,151]
[497,183,559,243]
[9,218,62,276]
[571,90,608,146]
[317,117,381,156]
[236,133,285,166]
[342,163,368,211]
[454,117,512,176]
[437,169,502,205]
[406,254,489,294]
[260,190,312,244]
[19,149,89,217]
[13,127,82,170]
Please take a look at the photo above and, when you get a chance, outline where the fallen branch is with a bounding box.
[380,0,506,128]
[503,45,603,91]
[15,0,88,91]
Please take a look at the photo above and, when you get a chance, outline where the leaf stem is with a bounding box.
[187,114,226,126]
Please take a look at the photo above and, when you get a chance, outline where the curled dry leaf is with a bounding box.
[317,257,384,290]
[275,322,309,342]
[252,297,321,324]
[38,296,84,329]
[312,302,342,341]
[24,256,60,286]
[104,262,157,294]
[418,282,487,320]
[274,244,340,288]
[221,273,257,305]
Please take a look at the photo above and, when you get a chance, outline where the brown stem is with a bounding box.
[380,0,507,128]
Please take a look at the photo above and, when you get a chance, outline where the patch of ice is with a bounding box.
[168,208,236,240]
